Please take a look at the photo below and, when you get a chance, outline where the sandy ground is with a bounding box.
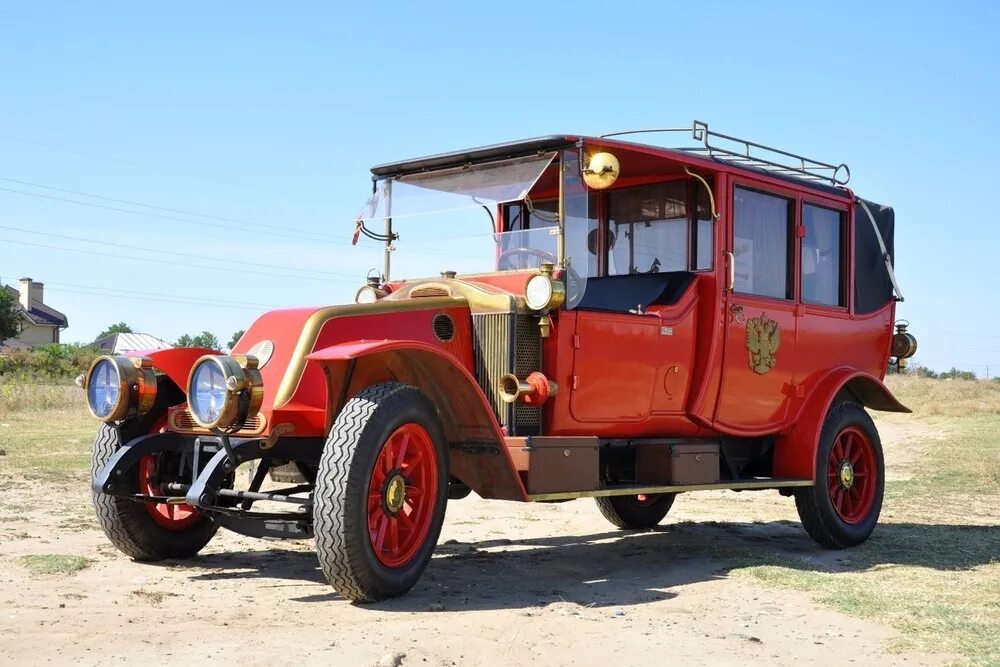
[0,421,951,667]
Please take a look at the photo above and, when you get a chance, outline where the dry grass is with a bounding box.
[739,376,1000,665]
[884,374,1000,417]
[0,380,93,480]
[19,554,92,576]
[0,380,85,416]
[1,375,998,663]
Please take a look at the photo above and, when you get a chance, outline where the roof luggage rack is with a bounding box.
[602,120,850,186]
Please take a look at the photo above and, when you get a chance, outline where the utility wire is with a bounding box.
[0,176,328,238]
[0,185,355,246]
[0,224,361,279]
[0,273,276,312]
[0,132,324,201]
[0,237,361,284]
[40,279,282,309]
[42,286,270,312]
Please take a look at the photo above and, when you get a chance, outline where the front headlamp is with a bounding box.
[355,275,388,304]
[84,355,157,422]
[187,354,264,431]
[524,273,566,311]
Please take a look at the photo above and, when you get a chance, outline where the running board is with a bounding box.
[527,479,813,502]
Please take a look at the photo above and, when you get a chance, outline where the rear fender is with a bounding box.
[773,368,909,480]
[306,340,527,501]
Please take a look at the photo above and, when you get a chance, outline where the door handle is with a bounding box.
[730,303,746,324]
[725,251,735,291]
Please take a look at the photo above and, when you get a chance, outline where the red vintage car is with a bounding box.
[85,121,917,602]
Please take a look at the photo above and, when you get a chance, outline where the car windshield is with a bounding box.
[355,150,597,306]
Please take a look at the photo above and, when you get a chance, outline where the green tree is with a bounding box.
[96,321,134,338]
[228,329,246,351]
[175,331,221,350]
[0,288,20,345]
[938,367,977,381]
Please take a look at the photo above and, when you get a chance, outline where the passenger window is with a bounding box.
[802,204,844,306]
[608,182,688,275]
[733,187,792,299]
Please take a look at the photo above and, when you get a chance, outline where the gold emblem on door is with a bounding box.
[746,313,781,375]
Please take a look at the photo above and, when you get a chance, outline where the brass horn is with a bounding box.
[499,372,558,406]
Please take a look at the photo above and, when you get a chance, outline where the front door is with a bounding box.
[714,185,798,431]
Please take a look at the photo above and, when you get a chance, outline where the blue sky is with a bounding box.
[1,1,997,373]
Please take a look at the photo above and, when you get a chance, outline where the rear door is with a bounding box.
[714,184,798,431]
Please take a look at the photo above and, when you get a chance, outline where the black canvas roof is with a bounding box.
[370,136,578,178]
[370,134,850,199]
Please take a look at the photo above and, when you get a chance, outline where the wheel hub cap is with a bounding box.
[384,474,407,513]
[838,461,855,489]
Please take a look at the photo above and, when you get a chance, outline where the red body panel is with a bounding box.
[773,367,906,479]
[144,136,908,501]
[124,346,216,392]
[306,339,526,501]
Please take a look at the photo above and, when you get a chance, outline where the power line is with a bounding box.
[0,224,362,279]
[0,180,501,258]
[0,274,275,312]
[0,176,329,238]
[0,132,324,202]
[0,185,357,246]
[42,279,282,309]
[43,286,270,312]
[0,237,362,285]
[0,276,282,310]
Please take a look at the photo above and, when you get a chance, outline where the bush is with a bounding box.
[938,367,978,381]
[0,343,100,381]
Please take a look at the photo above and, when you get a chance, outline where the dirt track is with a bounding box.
[0,421,950,667]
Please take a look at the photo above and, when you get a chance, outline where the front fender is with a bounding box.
[306,340,527,501]
[124,347,217,393]
[773,368,909,480]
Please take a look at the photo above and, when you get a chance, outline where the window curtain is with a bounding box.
[733,188,790,299]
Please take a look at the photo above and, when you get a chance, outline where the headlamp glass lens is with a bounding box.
[525,275,554,310]
[87,359,121,419]
[190,361,227,425]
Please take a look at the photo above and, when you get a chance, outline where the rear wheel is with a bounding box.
[596,493,675,529]
[92,421,218,561]
[795,402,884,548]
[314,383,449,603]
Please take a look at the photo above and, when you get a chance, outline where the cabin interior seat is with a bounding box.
[573,272,695,314]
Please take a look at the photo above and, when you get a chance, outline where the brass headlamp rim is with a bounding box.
[524,273,566,312]
[186,354,264,431]
[355,284,388,304]
[84,354,157,422]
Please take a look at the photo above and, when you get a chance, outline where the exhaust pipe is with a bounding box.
[499,372,558,406]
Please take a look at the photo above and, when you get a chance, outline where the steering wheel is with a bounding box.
[497,247,557,271]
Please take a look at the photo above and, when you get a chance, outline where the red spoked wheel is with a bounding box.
[795,402,885,548]
[91,398,219,561]
[314,383,449,603]
[138,454,201,531]
[826,426,877,524]
[366,423,439,568]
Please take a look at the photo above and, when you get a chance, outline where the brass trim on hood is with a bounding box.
[273,296,467,408]
[385,279,520,314]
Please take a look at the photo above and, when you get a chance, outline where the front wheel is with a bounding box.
[595,493,675,529]
[92,422,218,561]
[794,402,885,548]
[314,383,449,603]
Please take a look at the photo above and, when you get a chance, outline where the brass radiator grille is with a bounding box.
[471,312,542,436]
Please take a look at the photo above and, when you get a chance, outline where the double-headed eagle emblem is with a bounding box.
[746,313,781,375]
